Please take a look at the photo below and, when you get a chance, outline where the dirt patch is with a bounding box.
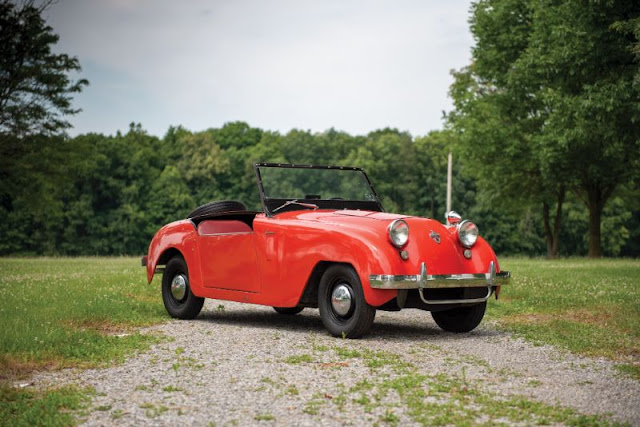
[503,309,613,326]
[65,319,134,336]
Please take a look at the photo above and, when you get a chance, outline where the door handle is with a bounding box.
[264,230,275,235]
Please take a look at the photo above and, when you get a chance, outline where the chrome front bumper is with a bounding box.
[369,261,510,305]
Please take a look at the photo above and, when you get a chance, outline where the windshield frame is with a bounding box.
[253,163,385,217]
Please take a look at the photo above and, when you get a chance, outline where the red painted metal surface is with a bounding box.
[146,209,503,309]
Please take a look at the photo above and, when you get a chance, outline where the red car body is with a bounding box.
[144,163,509,337]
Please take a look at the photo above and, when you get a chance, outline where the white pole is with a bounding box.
[446,152,452,214]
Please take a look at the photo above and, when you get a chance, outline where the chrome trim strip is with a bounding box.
[419,286,492,305]
[369,261,510,289]
[153,266,165,275]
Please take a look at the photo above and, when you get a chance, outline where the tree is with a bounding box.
[449,0,640,258]
[0,0,88,137]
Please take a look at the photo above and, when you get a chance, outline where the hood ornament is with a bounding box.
[429,230,441,244]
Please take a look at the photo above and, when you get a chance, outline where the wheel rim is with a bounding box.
[331,283,354,318]
[170,274,187,302]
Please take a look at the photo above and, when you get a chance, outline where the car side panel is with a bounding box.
[249,215,398,307]
[198,233,260,293]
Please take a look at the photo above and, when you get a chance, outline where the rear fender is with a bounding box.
[146,220,203,293]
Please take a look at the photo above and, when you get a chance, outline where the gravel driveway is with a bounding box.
[30,300,639,426]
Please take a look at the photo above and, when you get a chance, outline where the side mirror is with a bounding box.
[445,211,462,225]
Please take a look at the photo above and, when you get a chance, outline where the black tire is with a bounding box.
[431,302,486,333]
[318,265,376,338]
[273,306,304,315]
[187,200,246,219]
[162,256,204,319]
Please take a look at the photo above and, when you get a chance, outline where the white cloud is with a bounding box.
[47,0,473,136]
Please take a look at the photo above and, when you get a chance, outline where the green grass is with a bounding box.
[0,383,91,426]
[0,257,166,377]
[489,257,640,377]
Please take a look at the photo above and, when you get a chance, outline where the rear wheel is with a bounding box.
[318,265,375,338]
[431,302,486,332]
[162,256,204,319]
[273,306,304,315]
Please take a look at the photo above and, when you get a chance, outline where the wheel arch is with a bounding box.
[157,247,184,266]
[298,260,395,308]
[299,261,346,308]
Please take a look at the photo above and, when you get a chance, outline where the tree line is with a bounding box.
[1,122,637,257]
[1,0,638,258]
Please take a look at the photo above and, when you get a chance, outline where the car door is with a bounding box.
[197,219,260,293]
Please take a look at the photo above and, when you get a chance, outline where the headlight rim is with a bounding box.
[457,219,478,248]
[388,219,409,248]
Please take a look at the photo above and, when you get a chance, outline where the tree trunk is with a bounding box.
[552,187,564,257]
[542,187,565,259]
[587,189,603,258]
[542,201,554,259]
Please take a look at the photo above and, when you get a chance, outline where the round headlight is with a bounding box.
[388,219,409,248]
[458,220,478,248]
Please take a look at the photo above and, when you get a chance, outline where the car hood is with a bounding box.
[272,209,497,276]
[276,209,445,235]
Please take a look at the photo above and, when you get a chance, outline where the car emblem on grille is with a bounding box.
[429,230,441,244]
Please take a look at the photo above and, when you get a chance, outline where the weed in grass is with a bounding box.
[353,394,372,409]
[260,376,276,386]
[95,404,112,411]
[380,408,399,424]
[140,402,169,418]
[0,383,90,426]
[285,385,299,395]
[334,346,362,359]
[614,363,640,381]
[162,385,183,393]
[216,304,225,313]
[254,413,275,421]
[313,344,329,352]
[111,408,125,419]
[134,384,149,391]
[172,362,180,373]
[285,354,313,364]
[175,347,185,356]
[302,399,323,415]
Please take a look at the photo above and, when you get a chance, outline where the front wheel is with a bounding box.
[318,265,376,338]
[162,256,204,319]
[431,302,486,333]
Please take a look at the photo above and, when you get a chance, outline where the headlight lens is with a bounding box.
[388,219,409,247]
[458,220,478,248]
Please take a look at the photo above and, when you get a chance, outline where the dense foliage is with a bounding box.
[448,0,640,258]
[0,122,637,257]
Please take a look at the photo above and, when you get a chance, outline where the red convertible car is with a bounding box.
[143,163,509,338]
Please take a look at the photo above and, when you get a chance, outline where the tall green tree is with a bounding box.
[0,0,87,137]
[449,0,640,258]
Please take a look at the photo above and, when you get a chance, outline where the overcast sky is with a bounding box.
[46,0,474,138]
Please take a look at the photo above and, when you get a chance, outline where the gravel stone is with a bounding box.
[29,300,640,426]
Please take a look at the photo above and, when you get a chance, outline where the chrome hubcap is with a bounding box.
[331,283,353,317]
[171,274,187,301]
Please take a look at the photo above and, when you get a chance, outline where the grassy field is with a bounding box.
[489,257,640,378]
[0,257,638,424]
[0,257,638,377]
[0,257,165,378]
